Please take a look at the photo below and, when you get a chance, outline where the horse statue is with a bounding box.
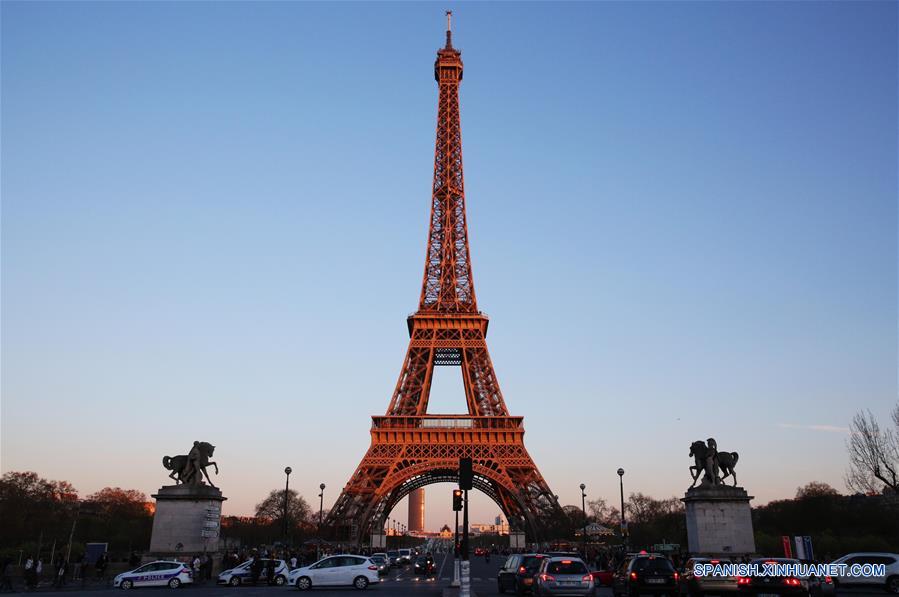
[163,441,219,488]
[689,439,739,487]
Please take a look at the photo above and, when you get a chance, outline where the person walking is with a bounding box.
[250,556,262,585]
[265,558,276,585]
[192,555,202,584]
[95,553,107,581]
[0,557,15,593]
[54,558,67,588]
[23,556,35,591]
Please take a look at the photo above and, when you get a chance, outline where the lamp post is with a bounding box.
[283,467,292,541]
[580,483,587,558]
[617,468,627,550]
[317,483,325,561]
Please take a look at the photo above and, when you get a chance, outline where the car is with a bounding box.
[397,548,413,565]
[613,554,679,597]
[217,558,289,586]
[288,554,380,591]
[589,570,614,587]
[414,555,436,576]
[113,560,193,590]
[386,550,400,567]
[682,557,738,596]
[368,555,389,577]
[534,556,595,596]
[829,552,899,594]
[497,553,548,594]
[737,558,809,597]
[475,548,487,557]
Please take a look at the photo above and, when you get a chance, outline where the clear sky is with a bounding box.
[2,1,896,533]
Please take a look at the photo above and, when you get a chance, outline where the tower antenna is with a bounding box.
[445,10,453,48]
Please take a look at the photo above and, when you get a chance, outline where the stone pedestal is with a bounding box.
[149,484,226,557]
[682,485,755,556]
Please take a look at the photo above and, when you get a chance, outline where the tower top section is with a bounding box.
[420,13,474,314]
[435,11,463,82]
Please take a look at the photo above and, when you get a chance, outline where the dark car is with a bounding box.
[413,556,436,576]
[369,555,389,577]
[498,553,548,594]
[613,555,679,597]
[682,557,737,596]
[737,559,809,597]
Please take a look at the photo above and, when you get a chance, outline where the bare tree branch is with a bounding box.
[845,405,899,494]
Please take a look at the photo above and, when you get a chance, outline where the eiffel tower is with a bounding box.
[326,14,561,543]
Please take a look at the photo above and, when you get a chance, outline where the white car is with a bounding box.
[830,552,899,593]
[288,554,380,590]
[113,560,193,590]
[217,558,289,586]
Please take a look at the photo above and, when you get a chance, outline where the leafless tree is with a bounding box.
[845,403,899,494]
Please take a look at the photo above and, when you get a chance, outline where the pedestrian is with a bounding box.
[250,557,262,585]
[129,552,140,568]
[55,559,67,588]
[78,553,89,585]
[95,553,107,580]
[202,554,212,581]
[192,555,201,584]
[266,558,276,585]
[0,557,14,593]
[289,553,298,570]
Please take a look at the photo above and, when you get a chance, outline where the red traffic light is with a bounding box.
[452,489,463,511]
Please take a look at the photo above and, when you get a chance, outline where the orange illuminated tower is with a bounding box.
[326,14,561,543]
[408,488,425,533]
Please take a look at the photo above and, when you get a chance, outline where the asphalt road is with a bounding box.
[9,553,892,597]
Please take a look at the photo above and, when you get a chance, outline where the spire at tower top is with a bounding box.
[445,10,453,49]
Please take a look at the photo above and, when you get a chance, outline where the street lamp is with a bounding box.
[580,483,587,558]
[317,483,326,560]
[283,467,293,540]
[617,468,628,550]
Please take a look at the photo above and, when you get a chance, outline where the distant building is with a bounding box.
[470,516,510,536]
[439,524,453,539]
[408,488,425,533]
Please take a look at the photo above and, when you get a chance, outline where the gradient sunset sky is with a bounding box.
[2,1,896,532]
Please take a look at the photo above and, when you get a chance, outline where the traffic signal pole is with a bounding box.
[461,489,470,597]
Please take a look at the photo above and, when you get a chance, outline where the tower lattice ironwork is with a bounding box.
[326,15,562,543]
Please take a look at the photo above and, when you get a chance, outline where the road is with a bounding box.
[13,554,891,597]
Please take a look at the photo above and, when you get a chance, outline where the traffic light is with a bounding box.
[459,457,473,490]
[452,489,463,511]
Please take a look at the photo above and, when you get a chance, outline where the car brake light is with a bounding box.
[737,577,752,585]
[368,565,378,571]
[562,560,572,564]
[639,550,647,555]
[519,566,526,573]
[711,560,720,564]
[824,577,833,584]
[674,572,680,581]
[783,578,802,586]
[582,574,592,582]
[630,572,638,581]
[540,574,556,582]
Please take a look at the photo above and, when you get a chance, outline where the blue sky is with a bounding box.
[2,1,896,532]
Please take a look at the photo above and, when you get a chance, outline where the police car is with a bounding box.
[217,558,289,586]
[113,560,192,589]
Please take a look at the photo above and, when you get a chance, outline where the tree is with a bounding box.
[586,498,616,525]
[86,487,151,517]
[255,489,311,527]
[795,482,840,499]
[0,471,79,550]
[845,404,899,494]
[562,504,587,528]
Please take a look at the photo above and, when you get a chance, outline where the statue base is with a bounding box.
[149,484,226,557]
[682,485,755,557]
